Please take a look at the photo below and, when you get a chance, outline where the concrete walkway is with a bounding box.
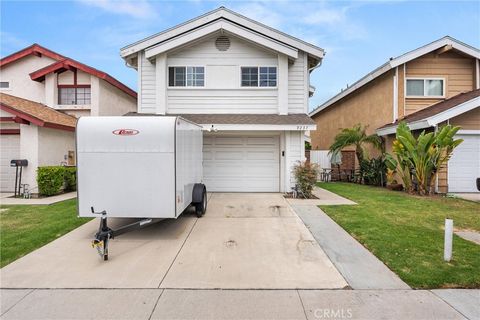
[1,288,476,319]
[0,192,76,205]
[293,204,409,289]
[285,186,357,206]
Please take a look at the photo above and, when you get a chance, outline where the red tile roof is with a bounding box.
[0,93,77,131]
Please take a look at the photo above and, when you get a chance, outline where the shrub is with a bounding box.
[37,166,77,196]
[37,166,65,196]
[64,167,77,192]
[292,161,319,198]
[359,157,386,186]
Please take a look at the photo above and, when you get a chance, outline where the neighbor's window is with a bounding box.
[0,81,10,89]
[168,66,204,87]
[58,87,91,105]
[241,67,277,87]
[406,79,444,97]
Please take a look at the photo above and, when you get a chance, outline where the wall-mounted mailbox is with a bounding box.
[10,159,28,167]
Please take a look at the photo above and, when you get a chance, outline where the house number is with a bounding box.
[296,126,309,130]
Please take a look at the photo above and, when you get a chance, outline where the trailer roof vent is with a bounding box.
[215,36,230,51]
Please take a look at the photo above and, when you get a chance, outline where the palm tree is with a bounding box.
[329,124,383,164]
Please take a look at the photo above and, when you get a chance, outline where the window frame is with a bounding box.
[167,65,206,88]
[405,77,445,98]
[0,80,11,91]
[57,85,92,105]
[240,66,278,89]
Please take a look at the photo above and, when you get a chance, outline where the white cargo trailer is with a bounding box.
[76,116,207,260]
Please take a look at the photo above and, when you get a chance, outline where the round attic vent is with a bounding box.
[215,36,231,51]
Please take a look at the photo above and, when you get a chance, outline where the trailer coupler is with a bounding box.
[90,207,158,261]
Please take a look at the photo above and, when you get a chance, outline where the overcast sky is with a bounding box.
[1,0,479,111]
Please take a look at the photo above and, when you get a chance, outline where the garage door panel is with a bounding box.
[203,134,280,192]
[0,134,20,192]
[448,134,480,193]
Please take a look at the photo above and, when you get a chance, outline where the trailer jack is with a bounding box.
[90,207,159,261]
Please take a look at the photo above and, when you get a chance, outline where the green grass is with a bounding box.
[318,182,480,289]
[0,199,91,268]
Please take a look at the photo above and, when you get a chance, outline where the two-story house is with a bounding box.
[310,37,480,193]
[121,7,322,192]
[0,44,137,193]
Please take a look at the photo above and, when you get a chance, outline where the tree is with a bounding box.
[388,122,463,195]
[329,124,383,164]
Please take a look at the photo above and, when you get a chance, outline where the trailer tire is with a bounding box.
[192,183,207,217]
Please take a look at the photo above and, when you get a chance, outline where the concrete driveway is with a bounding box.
[0,193,347,289]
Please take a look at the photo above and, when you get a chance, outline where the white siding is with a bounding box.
[285,130,303,190]
[139,51,156,113]
[288,51,307,114]
[166,33,278,114]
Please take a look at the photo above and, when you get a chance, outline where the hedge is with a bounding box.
[37,166,77,196]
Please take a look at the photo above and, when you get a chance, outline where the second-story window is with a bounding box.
[406,78,444,97]
[58,86,91,105]
[241,67,277,87]
[168,66,204,87]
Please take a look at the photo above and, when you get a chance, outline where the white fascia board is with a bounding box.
[145,20,298,59]
[457,129,480,135]
[121,8,324,59]
[310,36,480,118]
[426,97,480,126]
[200,124,317,131]
[376,97,480,136]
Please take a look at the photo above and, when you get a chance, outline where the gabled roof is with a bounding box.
[29,58,137,98]
[120,7,324,61]
[376,89,480,136]
[0,44,65,68]
[1,44,137,99]
[310,36,480,117]
[0,93,77,131]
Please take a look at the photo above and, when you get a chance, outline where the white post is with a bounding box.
[444,219,453,262]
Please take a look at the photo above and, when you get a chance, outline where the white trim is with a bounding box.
[377,97,480,136]
[120,7,324,59]
[393,67,398,122]
[310,36,480,117]
[476,59,479,89]
[457,129,480,135]
[278,54,288,115]
[156,54,167,114]
[144,20,298,60]
[201,124,316,131]
[405,77,446,98]
[137,51,143,112]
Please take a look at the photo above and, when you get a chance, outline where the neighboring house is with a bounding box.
[310,37,480,193]
[0,44,137,193]
[120,7,322,192]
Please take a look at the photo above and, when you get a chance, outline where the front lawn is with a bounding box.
[0,199,91,268]
[318,182,480,289]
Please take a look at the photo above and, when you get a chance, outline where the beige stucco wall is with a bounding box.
[98,79,136,116]
[310,70,394,151]
[18,125,75,193]
[0,55,57,103]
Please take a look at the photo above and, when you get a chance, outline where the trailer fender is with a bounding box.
[192,183,206,204]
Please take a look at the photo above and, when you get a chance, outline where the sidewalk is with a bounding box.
[0,192,76,205]
[1,288,477,319]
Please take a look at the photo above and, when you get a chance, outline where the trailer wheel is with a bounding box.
[193,184,207,217]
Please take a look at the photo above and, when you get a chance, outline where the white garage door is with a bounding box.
[0,134,20,192]
[203,134,280,192]
[448,134,480,193]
